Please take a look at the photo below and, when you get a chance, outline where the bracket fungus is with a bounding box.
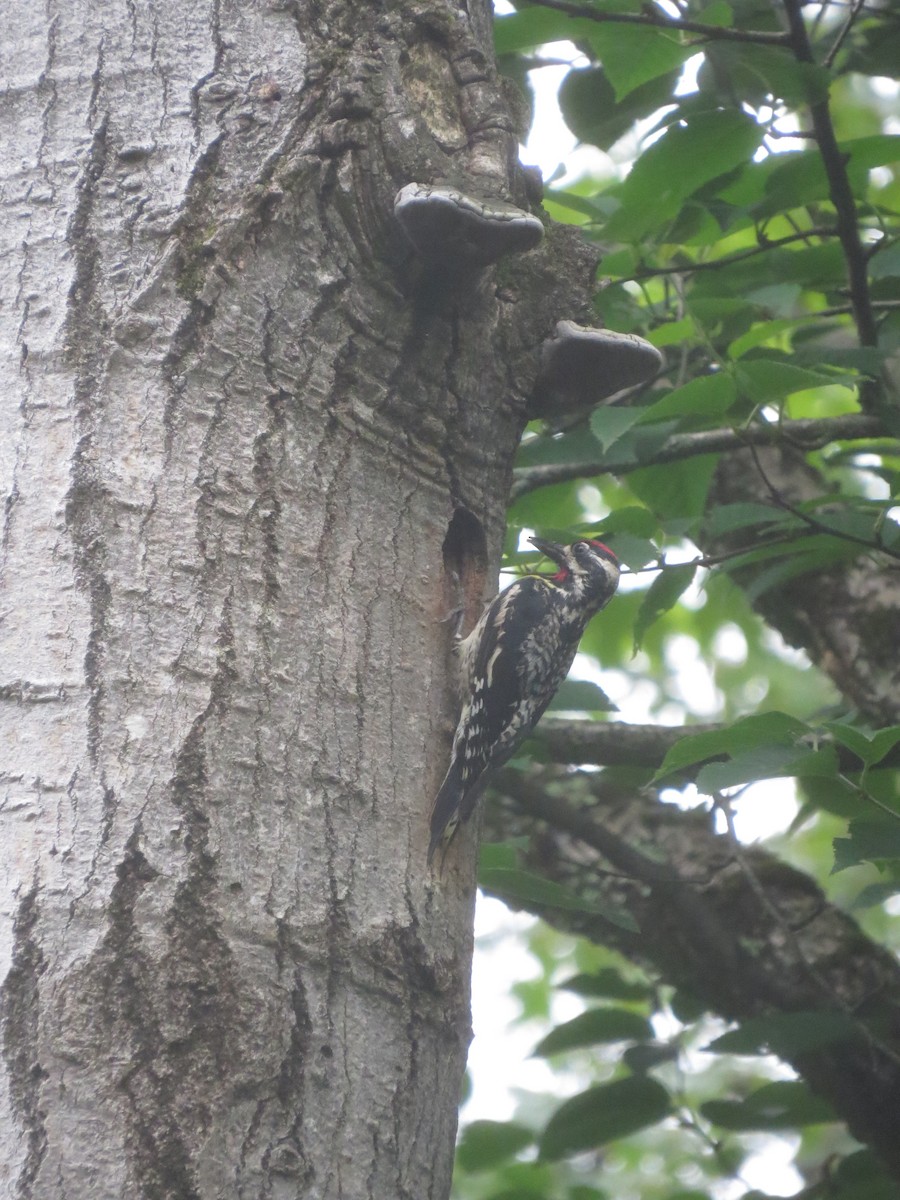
[394,182,544,268]
[529,320,663,418]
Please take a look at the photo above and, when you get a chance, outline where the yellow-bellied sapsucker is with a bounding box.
[428,536,620,864]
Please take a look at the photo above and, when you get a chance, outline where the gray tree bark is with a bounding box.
[0,2,591,1195]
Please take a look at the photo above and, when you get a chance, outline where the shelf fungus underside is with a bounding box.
[530,320,663,417]
[394,183,544,267]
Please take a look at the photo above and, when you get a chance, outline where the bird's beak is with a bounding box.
[529,535,567,568]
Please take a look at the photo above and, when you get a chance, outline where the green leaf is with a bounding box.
[866,726,900,767]
[604,110,764,242]
[478,867,639,930]
[707,1010,860,1056]
[844,17,900,77]
[831,1149,900,1200]
[540,1076,672,1159]
[477,841,522,871]
[738,542,863,603]
[560,969,653,1002]
[824,722,882,765]
[827,722,900,768]
[701,1081,835,1131]
[493,8,596,54]
[548,679,617,713]
[654,712,809,781]
[515,426,600,468]
[635,374,737,427]
[759,135,900,215]
[586,25,693,100]
[542,188,607,223]
[783,745,842,778]
[603,533,659,571]
[687,242,846,300]
[646,317,697,348]
[456,1120,534,1172]
[600,505,660,538]
[590,405,644,453]
[870,240,900,281]
[633,563,697,651]
[534,1008,654,1056]
[697,743,810,792]
[559,65,681,152]
[697,0,732,26]
[599,245,640,276]
[850,881,900,910]
[623,1042,679,1073]
[508,479,596,534]
[727,318,801,361]
[792,345,888,378]
[627,455,718,521]
[736,358,856,403]
[703,43,830,108]
[696,743,838,792]
[832,820,900,872]
[702,502,791,538]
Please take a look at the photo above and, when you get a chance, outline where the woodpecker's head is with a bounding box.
[529,535,620,611]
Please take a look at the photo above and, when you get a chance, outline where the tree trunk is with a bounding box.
[0,2,588,1195]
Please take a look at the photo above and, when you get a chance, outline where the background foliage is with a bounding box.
[454,1,900,1196]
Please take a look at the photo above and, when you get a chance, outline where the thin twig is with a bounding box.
[746,441,900,559]
[712,792,864,1010]
[502,530,813,579]
[781,0,879,372]
[524,0,792,46]
[824,0,868,68]
[813,300,900,318]
[766,126,817,139]
[493,771,705,887]
[835,772,900,824]
[622,532,815,574]
[610,227,838,283]
[510,413,885,500]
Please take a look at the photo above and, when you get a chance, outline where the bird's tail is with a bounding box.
[428,755,467,866]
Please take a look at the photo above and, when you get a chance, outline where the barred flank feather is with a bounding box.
[427,537,620,867]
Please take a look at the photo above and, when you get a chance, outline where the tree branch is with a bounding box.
[511,413,885,500]
[814,300,900,318]
[745,441,900,560]
[781,0,879,370]
[482,770,900,1180]
[613,227,839,283]
[823,0,867,70]
[705,444,900,725]
[535,716,900,774]
[524,0,791,46]
[537,717,718,769]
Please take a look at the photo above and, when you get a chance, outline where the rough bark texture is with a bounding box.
[706,445,900,726]
[483,772,900,1180]
[0,2,594,1196]
[534,716,900,773]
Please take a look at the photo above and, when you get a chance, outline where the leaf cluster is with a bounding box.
[454,0,900,1196]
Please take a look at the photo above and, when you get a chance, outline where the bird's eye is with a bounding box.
[573,541,589,553]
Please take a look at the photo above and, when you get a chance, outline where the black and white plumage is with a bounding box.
[428,536,620,864]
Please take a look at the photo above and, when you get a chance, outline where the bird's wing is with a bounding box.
[456,575,558,779]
